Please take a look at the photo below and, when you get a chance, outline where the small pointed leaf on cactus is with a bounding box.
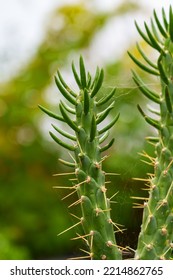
[72,61,82,89]
[38,104,65,122]
[51,124,76,141]
[169,6,173,41]
[100,138,115,153]
[91,68,104,98]
[164,86,172,113]
[39,57,121,260]
[83,89,90,115]
[150,19,162,43]
[96,88,116,106]
[99,113,120,135]
[90,116,97,142]
[96,101,115,124]
[134,21,153,47]
[79,56,87,88]
[136,43,158,69]
[137,105,161,130]
[162,8,168,30]
[49,131,76,151]
[59,102,80,132]
[157,54,169,85]
[127,51,160,76]
[132,71,161,104]
[153,9,168,38]
[54,76,77,105]
[57,70,77,97]
[144,22,163,52]
[61,101,76,114]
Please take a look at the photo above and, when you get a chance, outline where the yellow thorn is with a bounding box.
[141,159,153,166]
[68,152,76,163]
[108,219,124,233]
[132,202,144,209]
[90,231,94,252]
[138,151,155,163]
[80,248,92,257]
[71,232,92,241]
[57,219,82,236]
[126,246,136,253]
[132,177,150,182]
[53,172,75,176]
[68,197,82,208]
[69,213,81,220]
[110,201,118,204]
[99,155,109,164]
[114,228,126,233]
[53,186,76,189]
[159,244,173,259]
[110,191,119,200]
[106,241,128,251]
[131,196,149,200]
[156,199,168,210]
[105,181,111,184]
[105,172,120,176]
[74,178,89,188]
[61,189,77,201]
[68,255,91,260]
[69,178,78,181]
[164,159,173,174]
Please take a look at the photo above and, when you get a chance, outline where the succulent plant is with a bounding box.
[39,56,122,260]
[40,6,173,260]
[128,6,173,260]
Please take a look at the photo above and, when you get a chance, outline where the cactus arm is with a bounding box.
[39,57,122,260]
[130,7,173,260]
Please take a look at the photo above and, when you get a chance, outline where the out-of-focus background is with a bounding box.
[0,0,172,259]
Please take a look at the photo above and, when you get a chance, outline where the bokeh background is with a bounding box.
[0,0,172,259]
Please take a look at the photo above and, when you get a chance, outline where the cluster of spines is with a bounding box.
[39,56,122,260]
[129,7,173,259]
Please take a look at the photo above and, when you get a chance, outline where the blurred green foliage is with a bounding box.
[0,1,156,259]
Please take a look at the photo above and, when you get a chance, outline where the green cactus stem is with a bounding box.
[39,56,122,260]
[129,7,173,259]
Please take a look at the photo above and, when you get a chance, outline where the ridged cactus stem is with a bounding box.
[39,57,122,260]
[129,7,173,259]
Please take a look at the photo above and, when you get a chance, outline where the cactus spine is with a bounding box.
[39,57,122,260]
[129,7,173,259]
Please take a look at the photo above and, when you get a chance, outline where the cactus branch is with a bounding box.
[39,57,121,260]
[130,7,173,260]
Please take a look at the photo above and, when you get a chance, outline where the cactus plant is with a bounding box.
[39,6,173,260]
[39,57,122,260]
[128,6,173,259]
